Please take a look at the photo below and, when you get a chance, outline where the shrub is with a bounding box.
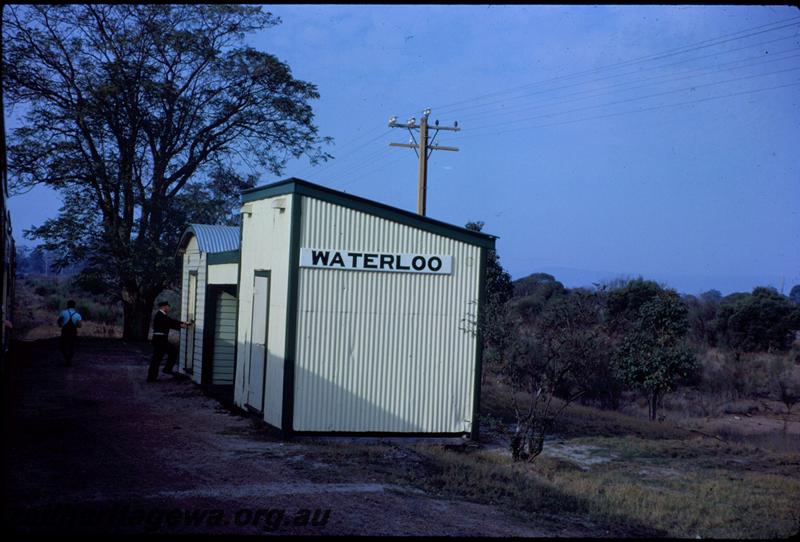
[614,291,698,421]
[44,294,67,311]
[34,284,57,297]
[716,287,800,352]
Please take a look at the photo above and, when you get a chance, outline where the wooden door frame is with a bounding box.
[184,270,198,373]
[245,270,271,413]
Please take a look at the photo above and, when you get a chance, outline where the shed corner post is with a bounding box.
[231,218,244,408]
[471,246,489,442]
[281,193,303,440]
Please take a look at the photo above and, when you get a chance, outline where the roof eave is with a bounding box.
[241,178,497,249]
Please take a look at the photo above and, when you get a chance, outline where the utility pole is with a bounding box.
[388,108,459,216]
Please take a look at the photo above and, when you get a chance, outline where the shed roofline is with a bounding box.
[241,178,497,249]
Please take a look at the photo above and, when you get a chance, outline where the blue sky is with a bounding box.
[6,5,800,295]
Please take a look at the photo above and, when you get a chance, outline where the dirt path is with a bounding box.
[3,338,590,536]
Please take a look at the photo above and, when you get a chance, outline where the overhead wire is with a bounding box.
[450,38,800,125]
[454,51,800,129]
[447,79,800,141]
[431,15,800,114]
[293,127,393,179]
[337,153,409,190]
[297,16,800,186]
[440,32,800,121]
[307,145,396,184]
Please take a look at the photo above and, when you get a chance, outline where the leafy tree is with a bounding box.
[511,272,566,324]
[789,284,800,305]
[499,290,608,461]
[513,272,563,298]
[568,289,622,409]
[776,377,800,431]
[615,290,697,421]
[605,277,663,335]
[684,292,720,347]
[700,289,722,304]
[766,358,800,433]
[715,287,800,352]
[465,221,513,306]
[4,5,330,339]
[15,246,44,275]
[14,245,81,276]
[465,221,513,379]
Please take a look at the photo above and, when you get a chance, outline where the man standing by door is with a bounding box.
[56,300,82,367]
[146,301,191,382]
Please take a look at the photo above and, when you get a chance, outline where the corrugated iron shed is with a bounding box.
[179,224,240,254]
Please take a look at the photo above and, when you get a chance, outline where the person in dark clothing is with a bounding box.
[146,301,191,382]
[56,300,82,367]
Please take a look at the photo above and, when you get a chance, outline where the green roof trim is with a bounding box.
[241,178,497,249]
[207,250,239,265]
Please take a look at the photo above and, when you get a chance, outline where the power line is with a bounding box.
[453,65,800,135]
[337,153,408,190]
[295,16,800,196]
[453,48,800,126]
[448,79,800,141]
[449,37,800,124]
[293,128,393,179]
[313,146,396,183]
[432,16,800,114]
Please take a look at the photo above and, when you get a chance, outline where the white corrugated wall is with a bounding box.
[179,238,198,373]
[192,254,206,384]
[233,194,294,428]
[179,236,206,385]
[294,196,481,433]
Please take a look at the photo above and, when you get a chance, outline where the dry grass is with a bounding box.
[11,275,178,340]
[390,434,800,538]
[20,320,122,341]
[480,378,690,439]
[473,379,800,537]
[290,379,800,538]
[528,436,800,538]
[295,440,660,537]
[12,275,123,340]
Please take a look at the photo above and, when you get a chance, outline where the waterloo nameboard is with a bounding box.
[299,248,452,275]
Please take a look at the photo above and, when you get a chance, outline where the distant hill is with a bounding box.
[512,266,797,298]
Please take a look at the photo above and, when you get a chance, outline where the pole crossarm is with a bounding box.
[389,143,459,152]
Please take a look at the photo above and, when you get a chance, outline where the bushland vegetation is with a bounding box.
[12,274,178,341]
[470,220,800,462]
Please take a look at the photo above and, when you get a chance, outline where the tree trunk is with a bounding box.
[649,392,658,421]
[122,292,157,341]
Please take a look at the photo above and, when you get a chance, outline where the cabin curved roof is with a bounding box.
[178,224,239,254]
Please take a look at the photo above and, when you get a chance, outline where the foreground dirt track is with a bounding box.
[4,338,600,536]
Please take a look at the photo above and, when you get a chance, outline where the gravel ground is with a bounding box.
[3,337,595,536]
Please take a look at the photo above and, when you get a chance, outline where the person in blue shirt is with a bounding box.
[56,300,82,367]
